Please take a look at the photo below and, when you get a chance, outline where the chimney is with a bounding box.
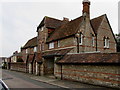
[82,0,90,17]
[63,17,69,22]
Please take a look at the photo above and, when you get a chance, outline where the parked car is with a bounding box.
[0,79,9,90]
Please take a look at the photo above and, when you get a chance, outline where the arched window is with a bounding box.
[79,33,83,45]
[104,37,110,48]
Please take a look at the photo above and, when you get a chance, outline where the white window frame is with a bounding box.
[41,26,44,31]
[104,37,110,48]
[79,33,83,45]
[40,44,42,51]
[26,49,28,53]
[34,47,37,52]
[106,38,110,48]
[42,43,44,51]
[92,36,95,46]
[49,42,54,49]
[58,41,60,47]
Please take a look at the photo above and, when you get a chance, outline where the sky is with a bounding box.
[0,0,119,57]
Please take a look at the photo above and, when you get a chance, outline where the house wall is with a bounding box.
[78,17,96,53]
[97,17,116,53]
[21,49,28,63]
[55,64,120,88]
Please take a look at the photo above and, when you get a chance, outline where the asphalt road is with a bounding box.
[2,70,67,89]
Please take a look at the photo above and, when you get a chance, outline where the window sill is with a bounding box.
[79,43,83,45]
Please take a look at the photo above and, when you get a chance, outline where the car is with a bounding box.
[0,79,9,90]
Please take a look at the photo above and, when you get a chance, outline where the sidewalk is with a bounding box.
[22,72,114,89]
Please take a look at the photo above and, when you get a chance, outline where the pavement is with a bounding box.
[3,70,116,89]
[21,71,115,89]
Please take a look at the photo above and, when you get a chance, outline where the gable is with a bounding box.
[22,37,37,49]
[90,14,105,34]
[97,14,117,43]
[37,16,64,32]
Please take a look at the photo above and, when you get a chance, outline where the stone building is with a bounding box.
[36,0,117,76]
[10,51,23,63]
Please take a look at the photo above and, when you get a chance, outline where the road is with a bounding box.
[2,70,66,89]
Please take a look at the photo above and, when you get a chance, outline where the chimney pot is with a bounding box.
[82,0,90,17]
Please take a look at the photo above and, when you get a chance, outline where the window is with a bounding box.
[42,43,44,51]
[34,47,37,52]
[104,37,109,48]
[40,44,42,51]
[49,42,54,49]
[58,41,60,47]
[26,49,28,53]
[41,27,44,31]
[92,36,95,46]
[79,33,83,45]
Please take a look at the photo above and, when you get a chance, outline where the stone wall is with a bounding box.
[55,64,120,88]
[10,62,26,73]
[97,16,116,53]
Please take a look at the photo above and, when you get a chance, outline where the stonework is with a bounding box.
[54,64,120,88]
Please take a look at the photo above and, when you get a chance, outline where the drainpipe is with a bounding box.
[61,64,63,80]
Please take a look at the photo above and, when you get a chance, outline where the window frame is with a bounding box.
[49,42,54,49]
[34,47,37,52]
[104,37,110,48]
[58,41,60,47]
[79,33,83,45]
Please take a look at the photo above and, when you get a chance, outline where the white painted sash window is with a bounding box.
[49,42,54,49]
[34,47,37,52]
[79,33,83,45]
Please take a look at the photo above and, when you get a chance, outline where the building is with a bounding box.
[10,51,23,63]
[36,0,117,75]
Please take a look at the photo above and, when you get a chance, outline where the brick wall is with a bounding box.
[55,64,120,88]
[10,62,26,73]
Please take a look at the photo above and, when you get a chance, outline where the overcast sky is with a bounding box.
[0,0,119,57]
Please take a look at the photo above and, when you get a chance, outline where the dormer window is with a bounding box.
[49,42,54,49]
[104,37,110,48]
[79,33,83,45]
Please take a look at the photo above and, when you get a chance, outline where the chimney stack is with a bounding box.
[82,0,90,17]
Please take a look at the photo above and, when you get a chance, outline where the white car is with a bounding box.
[0,79,9,90]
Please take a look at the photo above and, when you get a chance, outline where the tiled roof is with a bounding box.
[57,53,120,64]
[34,53,42,63]
[42,48,73,57]
[37,16,64,31]
[47,16,83,42]
[46,14,106,43]
[27,54,35,63]
[22,37,37,49]
[90,14,105,34]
